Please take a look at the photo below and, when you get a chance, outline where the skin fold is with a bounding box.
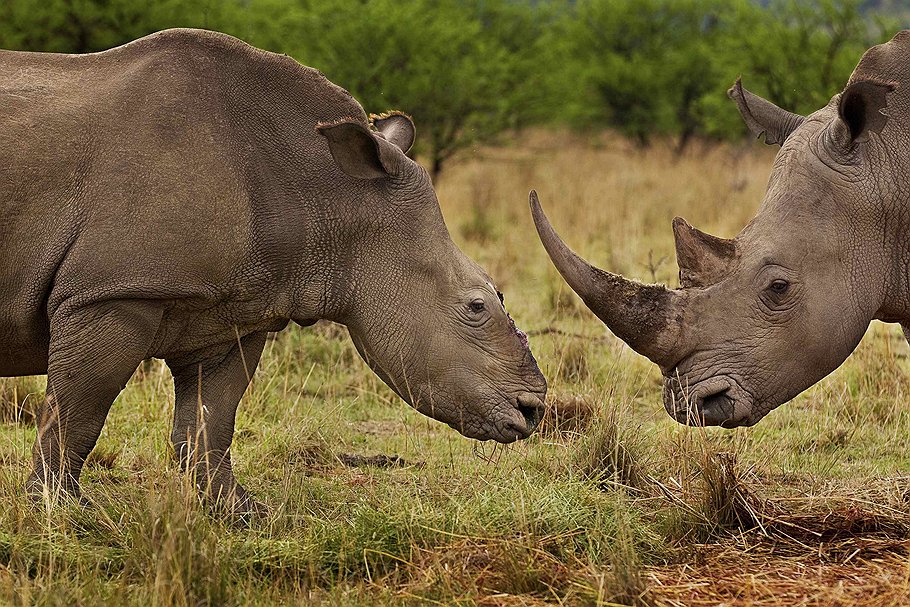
[533,30,909,429]
[0,28,546,514]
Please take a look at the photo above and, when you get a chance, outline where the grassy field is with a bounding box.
[3,131,910,606]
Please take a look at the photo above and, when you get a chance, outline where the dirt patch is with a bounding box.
[398,537,573,605]
[287,440,335,470]
[387,505,910,607]
[336,453,422,469]
[647,549,910,607]
[349,420,408,436]
[646,500,910,607]
[755,505,910,561]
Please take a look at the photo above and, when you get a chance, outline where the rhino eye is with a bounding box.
[768,279,789,295]
[469,299,486,314]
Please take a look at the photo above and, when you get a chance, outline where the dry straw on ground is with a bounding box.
[3,132,910,605]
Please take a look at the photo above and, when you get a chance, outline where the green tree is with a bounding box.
[549,0,674,146]
[546,0,896,148]
[717,0,891,116]
[0,0,901,159]
[548,0,737,151]
[275,0,548,179]
[0,0,242,53]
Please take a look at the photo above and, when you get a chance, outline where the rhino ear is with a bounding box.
[317,120,401,180]
[727,78,805,146]
[371,111,416,154]
[673,217,736,288]
[837,80,894,144]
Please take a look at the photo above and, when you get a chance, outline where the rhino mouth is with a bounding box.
[664,375,754,428]
[423,391,546,443]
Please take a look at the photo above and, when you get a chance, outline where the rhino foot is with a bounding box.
[206,483,269,525]
[24,471,92,510]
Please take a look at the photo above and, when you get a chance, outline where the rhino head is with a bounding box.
[315,113,546,442]
[532,31,909,428]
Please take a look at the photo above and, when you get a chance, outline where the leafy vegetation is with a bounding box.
[0,0,904,175]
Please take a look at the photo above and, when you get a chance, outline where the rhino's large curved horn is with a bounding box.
[530,191,683,367]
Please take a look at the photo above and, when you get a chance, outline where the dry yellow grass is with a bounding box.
[441,131,910,606]
[2,131,910,606]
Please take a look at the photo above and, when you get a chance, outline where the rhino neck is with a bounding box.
[879,65,910,323]
[873,123,910,324]
[235,173,377,328]
[287,201,372,326]
[877,193,910,325]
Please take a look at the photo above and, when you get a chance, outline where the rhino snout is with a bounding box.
[499,392,546,442]
[664,375,754,428]
[478,391,546,444]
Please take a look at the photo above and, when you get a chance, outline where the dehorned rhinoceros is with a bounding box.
[0,28,546,513]
[531,30,910,429]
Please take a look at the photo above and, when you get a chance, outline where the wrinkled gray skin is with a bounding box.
[0,29,546,513]
[533,31,909,429]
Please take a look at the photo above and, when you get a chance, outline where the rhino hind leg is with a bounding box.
[166,332,267,520]
[27,302,163,504]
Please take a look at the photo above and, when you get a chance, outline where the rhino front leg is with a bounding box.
[28,302,162,502]
[166,332,266,517]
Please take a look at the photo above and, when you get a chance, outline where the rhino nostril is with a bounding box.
[697,388,737,426]
[666,375,751,428]
[515,395,545,429]
[699,388,730,409]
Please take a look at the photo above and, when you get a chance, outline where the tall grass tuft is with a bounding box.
[123,478,231,607]
[0,377,44,426]
[660,432,765,543]
[572,401,648,493]
[556,339,590,383]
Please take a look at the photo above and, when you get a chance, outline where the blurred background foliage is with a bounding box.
[1,0,905,177]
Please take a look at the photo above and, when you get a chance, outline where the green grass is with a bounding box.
[3,132,910,605]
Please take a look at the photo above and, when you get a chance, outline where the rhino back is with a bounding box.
[0,28,367,367]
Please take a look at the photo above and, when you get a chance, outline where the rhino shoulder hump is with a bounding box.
[125,28,361,114]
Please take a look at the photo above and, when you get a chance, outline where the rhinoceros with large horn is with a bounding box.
[533,30,909,428]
